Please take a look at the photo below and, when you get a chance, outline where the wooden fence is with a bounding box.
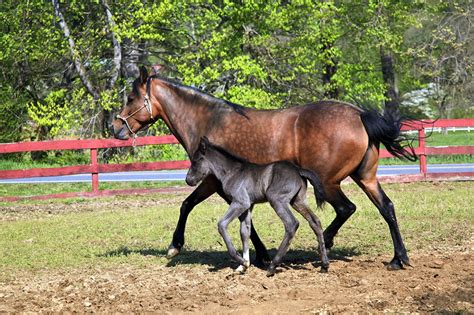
[0,118,473,200]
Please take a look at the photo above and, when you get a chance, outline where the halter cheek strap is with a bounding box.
[116,78,155,138]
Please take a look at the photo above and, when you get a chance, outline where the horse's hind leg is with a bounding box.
[322,184,357,251]
[351,147,410,270]
[353,176,410,270]
[267,199,299,276]
[291,194,329,272]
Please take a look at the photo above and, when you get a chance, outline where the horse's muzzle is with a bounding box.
[111,124,130,140]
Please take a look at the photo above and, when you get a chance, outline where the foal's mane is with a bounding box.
[204,141,250,165]
[133,75,248,117]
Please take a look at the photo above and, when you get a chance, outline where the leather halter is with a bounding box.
[116,77,155,138]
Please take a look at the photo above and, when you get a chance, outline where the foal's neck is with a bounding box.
[208,149,243,182]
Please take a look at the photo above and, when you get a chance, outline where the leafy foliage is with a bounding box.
[0,0,472,162]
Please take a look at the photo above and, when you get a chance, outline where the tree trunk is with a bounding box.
[321,41,339,99]
[380,46,400,119]
[52,0,99,100]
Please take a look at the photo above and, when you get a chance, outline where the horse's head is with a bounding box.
[186,137,212,186]
[111,66,162,140]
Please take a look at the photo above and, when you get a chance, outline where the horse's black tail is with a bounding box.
[299,169,326,208]
[360,109,418,162]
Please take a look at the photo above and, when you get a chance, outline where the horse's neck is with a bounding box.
[154,81,216,155]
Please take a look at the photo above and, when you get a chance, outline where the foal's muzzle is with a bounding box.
[185,174,199,187]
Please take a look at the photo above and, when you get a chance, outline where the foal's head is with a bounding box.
[186,137,213,186]
[186,137,244,186]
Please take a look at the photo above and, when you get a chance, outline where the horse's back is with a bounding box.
[213,100,369,185]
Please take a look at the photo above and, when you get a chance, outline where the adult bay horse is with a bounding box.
[111,67,416,270]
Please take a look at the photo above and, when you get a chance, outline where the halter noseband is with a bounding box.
[116,78,155,138]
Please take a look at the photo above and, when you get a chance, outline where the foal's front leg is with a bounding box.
[236,209,252,273]
[218,201,251,269]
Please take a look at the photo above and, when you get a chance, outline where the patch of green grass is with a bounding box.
[0,182,472,276]
[379,130,473,165]
[423,130,473,146]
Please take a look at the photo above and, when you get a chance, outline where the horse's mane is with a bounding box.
[133,75,248,117]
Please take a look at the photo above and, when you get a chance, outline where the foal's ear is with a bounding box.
[199,137,210,154]
[139,66,148,85]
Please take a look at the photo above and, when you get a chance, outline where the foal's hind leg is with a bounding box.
[291,194,329,272]
[267,199,300,276]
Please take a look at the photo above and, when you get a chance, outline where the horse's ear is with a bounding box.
[151,64,164,76]
[139,66,148,85]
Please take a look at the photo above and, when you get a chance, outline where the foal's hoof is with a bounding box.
[320,265,329,273]
[235,264,248,274]
[166,247,180,259]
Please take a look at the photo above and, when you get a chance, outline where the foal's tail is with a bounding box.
[299,169,326,208]
[360,109,417,162]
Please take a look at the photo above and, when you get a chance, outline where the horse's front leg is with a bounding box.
[167,176,220,258]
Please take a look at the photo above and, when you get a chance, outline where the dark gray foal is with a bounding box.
[186,138,329,276]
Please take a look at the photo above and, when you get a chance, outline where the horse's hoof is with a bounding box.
[386,261,403,271]
[243,260,250,268]
[166,247,180,259]
[266,265,276,277]
[254,253,271,267]
[266,270,275,277]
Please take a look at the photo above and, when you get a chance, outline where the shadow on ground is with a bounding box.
[99,245,360,272]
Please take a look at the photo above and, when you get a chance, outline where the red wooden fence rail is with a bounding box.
[0,118,473,199]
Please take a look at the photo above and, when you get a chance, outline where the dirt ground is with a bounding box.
[1,249,472,313]
[1,190,473,313]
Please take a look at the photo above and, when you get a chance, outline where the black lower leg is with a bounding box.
[323,196,356,250]
[378,186,410,270]
[168,178,218,256]
[250,222,270,266]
